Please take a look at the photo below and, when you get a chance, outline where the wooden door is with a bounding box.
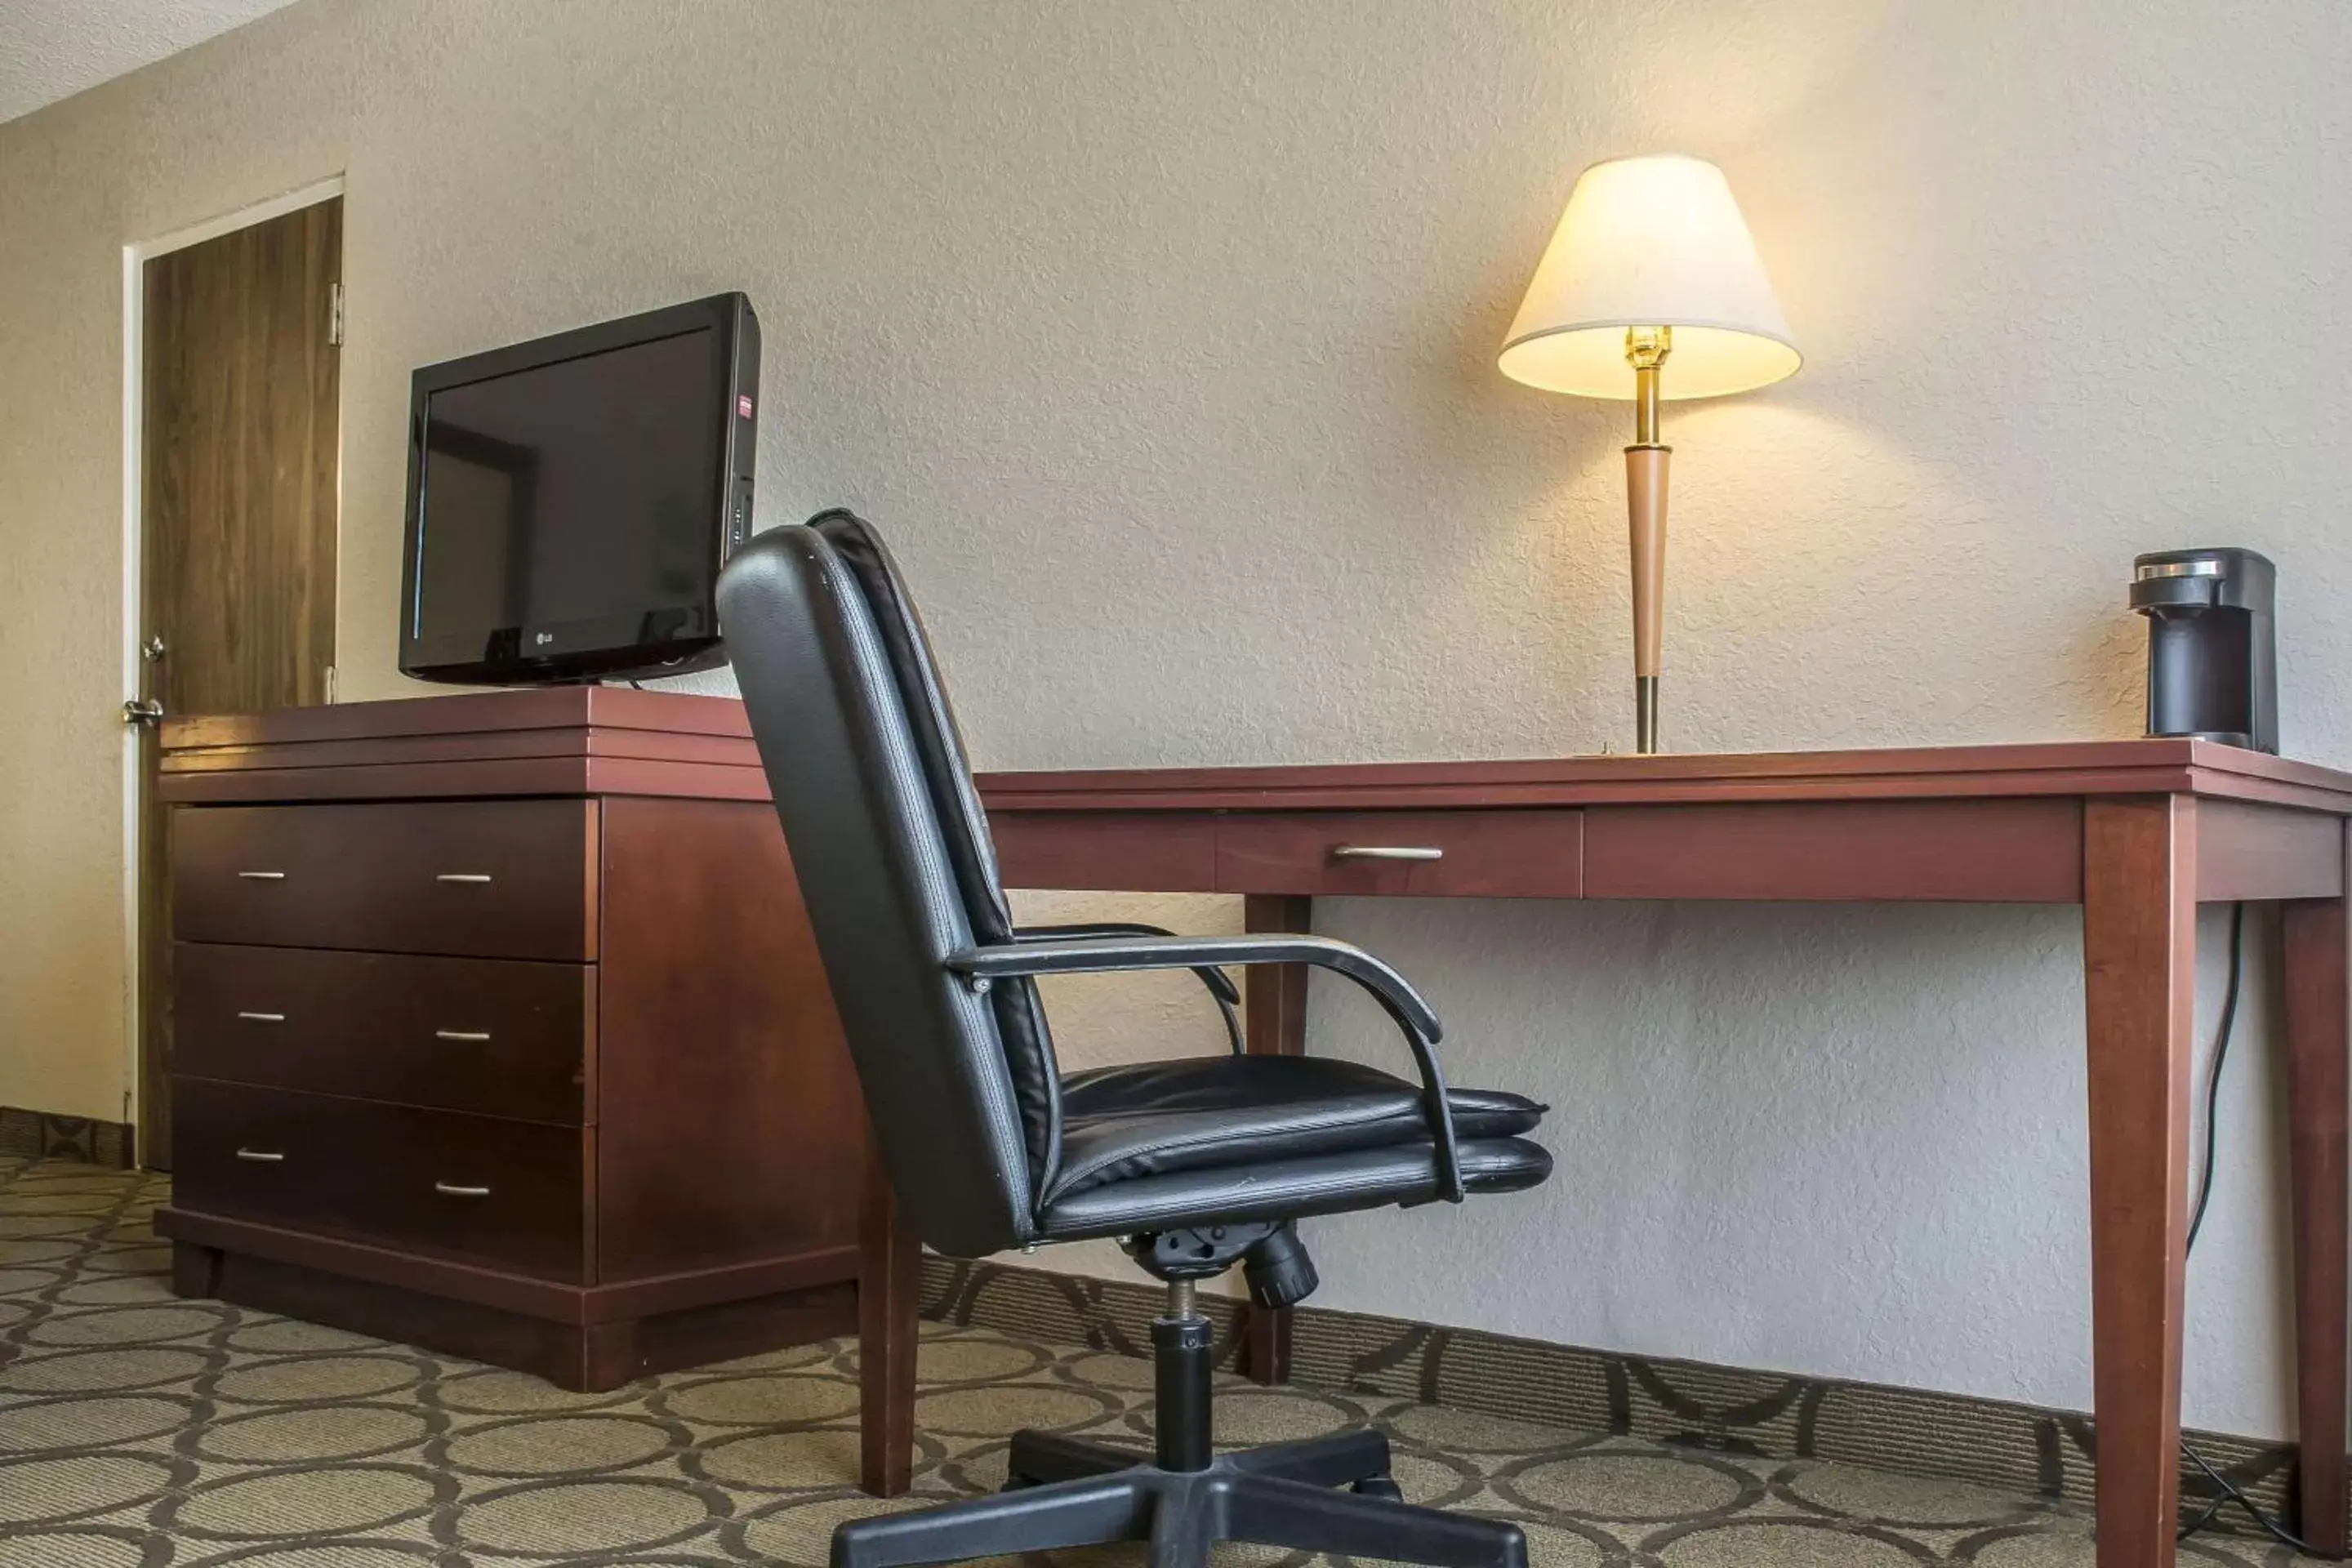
[136,198,342,1168]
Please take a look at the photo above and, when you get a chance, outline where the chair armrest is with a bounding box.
[1011,921,1251,1053]
[948,933,1464,1200]
[955,933,1441,1039]
[1009,923,1244,1054]
[1010,924,1243,1005]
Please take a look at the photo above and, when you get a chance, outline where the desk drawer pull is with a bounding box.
[236,1011,286,1024]
[434,1029,492,1043]
[1331,844,1445,862]
[234,1147,286,1163]
[434,873,493,884]
[236,871,287,881]
[434,1182,492,1198]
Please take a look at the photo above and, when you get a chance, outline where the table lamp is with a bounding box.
[1499,153,1799,753]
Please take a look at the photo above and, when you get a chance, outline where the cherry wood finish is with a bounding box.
[978,739,2352,814]
[162,755,777,805]
[861,1143,921,1497]
[1220,812,1580,898]
[595,795,866,1283]
[1241,893,1312,1387]
[175,1078,590,1281]
[1243,895,1314,1062]
[167,1205,857,1328]
[2285,834,2352,1557]
[137,197,345,1168]
[173,800,599,960]
[973,742,2352,1568]
[173,945,594,1124]
[1585,799,2083,903]
[987,812,1221,893]
[2198,797,2348,906]
[166,1230,859,1392]
[164,724,764,775]
[167,684,758,751]
[160,687,770,807]
[162,715,2352,1544]
[169,1241,613,1387]
[154,692,912,1497]
[2080,798,2198,1568]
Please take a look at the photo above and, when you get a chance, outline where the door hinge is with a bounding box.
[328,282,345,347]
[323,664,338,704]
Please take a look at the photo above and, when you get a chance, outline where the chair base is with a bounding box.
[831,1430,1527,1568]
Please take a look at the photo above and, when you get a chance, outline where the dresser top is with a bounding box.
[158,688,765,805]
[162,686,752,752]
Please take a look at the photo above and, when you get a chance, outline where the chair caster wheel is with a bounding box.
[1352,1476,1404,1501]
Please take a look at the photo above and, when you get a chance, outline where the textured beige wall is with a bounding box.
[2,0,2348,1437]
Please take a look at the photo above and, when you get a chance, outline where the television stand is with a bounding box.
[152,686,920,1494]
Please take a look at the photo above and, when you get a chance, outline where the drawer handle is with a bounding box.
[234,1147,286,1163]
[435,873,493,884]
[434,1182,492,1198]
[236,871,287,880]
[235,1011,287,1024]
[434,1029,492,1042]
[1331,844,1445,862]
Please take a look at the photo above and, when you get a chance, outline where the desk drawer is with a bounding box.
[1216,811,1581,898]
[173,1080,586,1281]
[173,800,596,959]
[175,945,591,1124]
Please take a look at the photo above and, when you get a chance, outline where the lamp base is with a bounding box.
[1624,434,1669,760]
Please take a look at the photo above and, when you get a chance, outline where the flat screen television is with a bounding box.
[398,292,760,684]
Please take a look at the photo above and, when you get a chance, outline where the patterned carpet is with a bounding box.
[0,1157,2322,1566]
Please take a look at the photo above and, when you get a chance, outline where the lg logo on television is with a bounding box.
[535,632,554,646]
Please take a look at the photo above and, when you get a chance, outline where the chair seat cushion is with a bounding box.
[1047,1055,1546,1203]
[1038,1136,1553,1241]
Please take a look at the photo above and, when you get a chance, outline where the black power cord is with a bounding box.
[2175,902,2319,1554]
[2185,901,2247,1258]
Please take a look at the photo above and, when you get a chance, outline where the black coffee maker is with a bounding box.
[2129,547,2277,754]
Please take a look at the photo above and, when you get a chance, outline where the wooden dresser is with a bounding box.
[153,688,890,1398]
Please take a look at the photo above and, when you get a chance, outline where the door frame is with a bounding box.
[118,173,346,1151]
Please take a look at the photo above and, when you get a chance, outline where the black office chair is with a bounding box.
[717,511,1553,1568]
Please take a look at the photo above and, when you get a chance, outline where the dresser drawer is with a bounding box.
[1215,811,1582,898]
[173,1080,587,1281]
[173,800,596,959]
[174,945,591,1124]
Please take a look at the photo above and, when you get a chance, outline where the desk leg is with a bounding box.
[1243,892,1312,1387]
[859,1138,920,1497]
[2082,797,2197,1568]
[2285,838,2351,1557]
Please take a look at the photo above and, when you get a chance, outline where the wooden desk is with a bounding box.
[973,740,2352,1568]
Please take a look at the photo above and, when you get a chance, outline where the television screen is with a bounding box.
[399,293,759,684]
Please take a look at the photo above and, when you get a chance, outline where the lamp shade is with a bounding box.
[1499,154,1799,400]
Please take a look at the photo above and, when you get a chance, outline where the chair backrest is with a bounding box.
[716,513,1054,1257]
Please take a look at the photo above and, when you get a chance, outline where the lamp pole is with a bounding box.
[1624,326,1672,755]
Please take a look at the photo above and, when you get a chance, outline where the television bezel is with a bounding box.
[397,292,759,686]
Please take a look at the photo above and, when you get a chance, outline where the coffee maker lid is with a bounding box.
[2130,547,2275,612]
[2133,546,2274,576]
